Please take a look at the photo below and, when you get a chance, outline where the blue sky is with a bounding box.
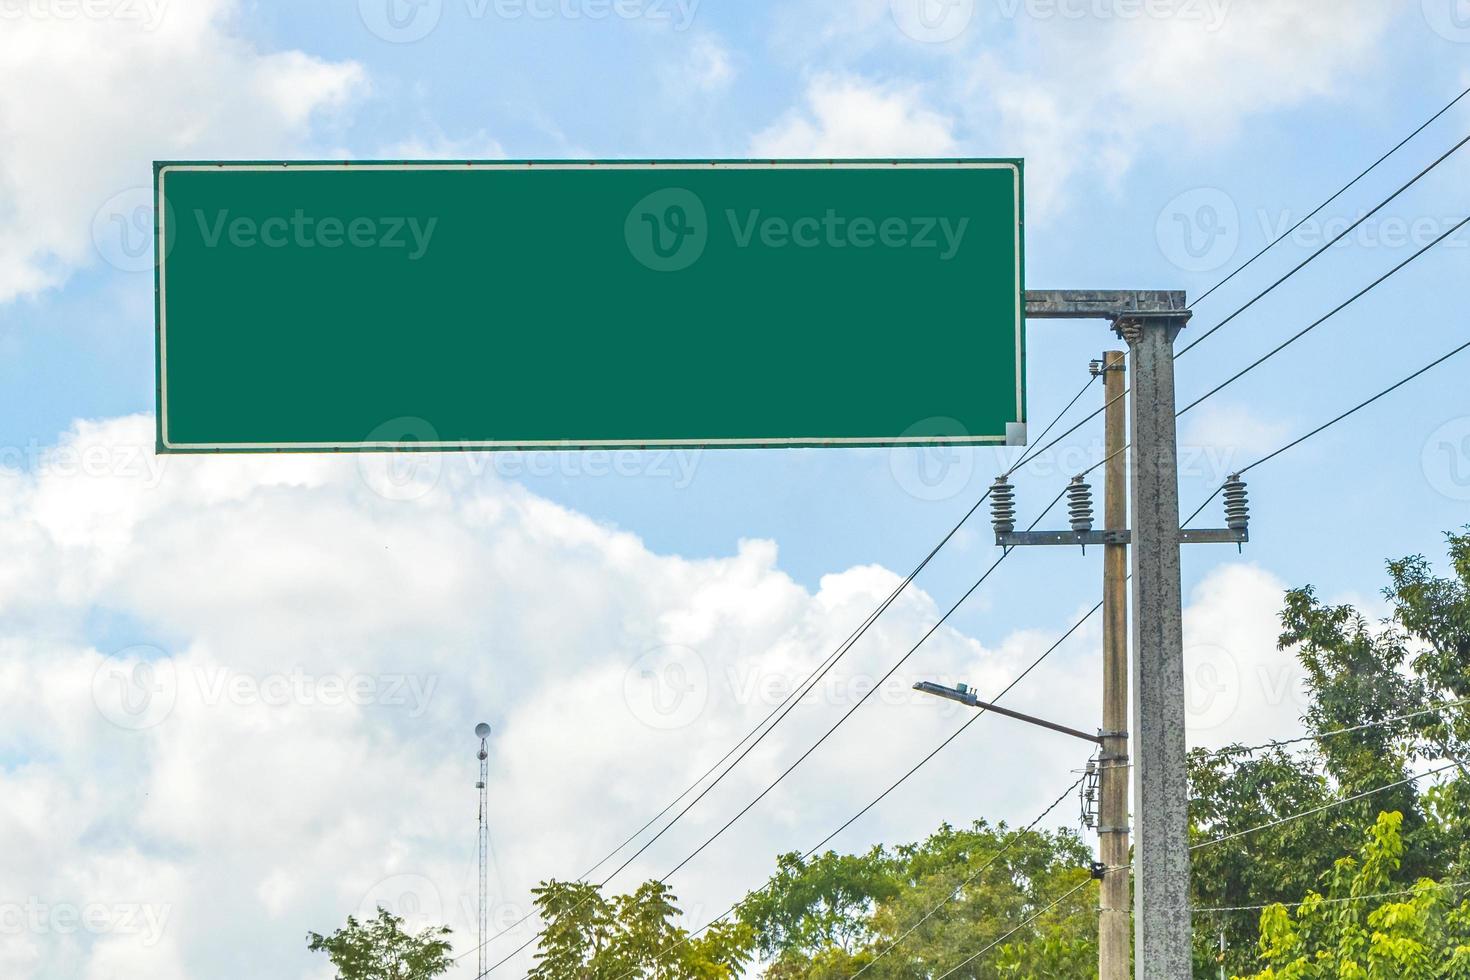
[6,0,1468,601]
[2,2,1470,978]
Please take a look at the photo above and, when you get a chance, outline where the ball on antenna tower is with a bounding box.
[475,722,491,738]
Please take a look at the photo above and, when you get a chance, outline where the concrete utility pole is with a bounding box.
[1011,292,1248,979]
[1098,349,1131,980]
[991,293,1247,979]
[1118,312,1191,980]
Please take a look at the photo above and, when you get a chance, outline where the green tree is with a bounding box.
[737,820,1097,979]
[306,906,454,980]
[737,847,901,963]
[1190,530,1470,974]
[528,878,753,979]
[514,531,1470,979]
[1189,746,1346,974]
[1282,529,1470,844]
[1235,811,1470,979]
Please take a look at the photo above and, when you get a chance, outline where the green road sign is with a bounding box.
[154,160,1025,453]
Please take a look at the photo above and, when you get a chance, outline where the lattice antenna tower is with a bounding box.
[474,723,491,980]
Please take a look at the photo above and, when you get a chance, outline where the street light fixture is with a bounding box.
[912,681,1101,746]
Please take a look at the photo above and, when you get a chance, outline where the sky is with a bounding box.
[1,1,1469,977]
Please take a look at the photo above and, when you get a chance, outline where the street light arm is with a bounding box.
[913,682,1102,746]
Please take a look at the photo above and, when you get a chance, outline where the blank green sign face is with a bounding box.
[155,160,1024,453]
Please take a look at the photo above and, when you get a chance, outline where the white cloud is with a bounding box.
[750,74,958,157]
[1181,562,1305,749]
[377,132,508,160]
[765,0,1398,218]
[1179,400,1293,475]
[0,412,1325,978]
[0,414,1115,979]
[958,0,1396,216]
[664,34,736,96]
[0,0,367,303]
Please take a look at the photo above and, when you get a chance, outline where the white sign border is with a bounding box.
[156,160,1024,452]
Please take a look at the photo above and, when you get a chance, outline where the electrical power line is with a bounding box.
[1191,760,1463,852]
[432,98,1470,979]
[656,556,1018,883]
[1191,83,1470,308]
[653,480,1078,886]
[471,277,1465,975]
[606,375,1104,888]
[1176,129,1470,359]
[1192,879,1470,916]
[1024,92,1470,461]
[1206,697,1470,759]
[583,595,1110,980]
[1017,96,1470,511]
[1013,372,1100,473]
[461,414,1102,979]
[1177,212,1470,418]
[586,370,1102,888]
[1053,212,1466,490]
[604,759,1460,978]
[1183,336,1470,528]
[932,869,1122,980]
[1097,693,1470,772]
[1055,315,1469,540]
[1008,383,1119,478]
[638,101,1470,970]
[850,770,1090,978]
[613,763,1463,979]
[448,377,1110,974]
[455,522,982,969]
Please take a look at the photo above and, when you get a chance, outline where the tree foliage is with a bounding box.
[527,878,753,979]
[306,906,454,980]
[736,821,1097,978]
[1236,811,1470,979]
[1190,530,1470,975]
[512,531,1470,978]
